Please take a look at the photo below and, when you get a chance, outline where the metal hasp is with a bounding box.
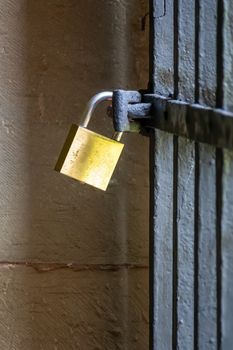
[112,90,233,150]
[111,89,152,133]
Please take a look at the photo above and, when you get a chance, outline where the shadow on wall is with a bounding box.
[0,0,149,348]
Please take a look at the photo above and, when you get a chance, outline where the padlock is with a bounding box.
[54,91,124,191]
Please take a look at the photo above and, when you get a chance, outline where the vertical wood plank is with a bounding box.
[177,138,195,350]
[221,150,233,350]
[150,1,174,349]
[197,1,218,349]
[151,0,174,95]
[177,0,195,102]
[176,1,196,349]
[198,144,217,349]
[198,0,217,106]
[222,0,233,111]
[221,1,233,348]
[151,130,174,350]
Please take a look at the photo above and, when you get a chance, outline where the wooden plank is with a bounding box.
[151,0,174,95]
[221,150,233,350]
[150,1,174,349]
[197,1,218,349]
[198,144,217,349]
[198,0,217,106]
[176,137,195,349]
[151,130,174,350]
[177,0,195,102]
[176,1,196,349]
[221,1,233,348]
[222,0,233,110]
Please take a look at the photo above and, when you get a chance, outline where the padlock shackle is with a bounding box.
[112,131,123,141]
[81,91,113,128]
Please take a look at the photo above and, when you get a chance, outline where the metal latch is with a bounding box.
[109,89,153,134]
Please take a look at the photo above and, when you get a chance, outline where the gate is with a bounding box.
[149,0,233,349]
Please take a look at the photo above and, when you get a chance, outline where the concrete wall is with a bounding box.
[0,1,149,349]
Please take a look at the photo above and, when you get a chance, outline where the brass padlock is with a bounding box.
[55,91,124,191]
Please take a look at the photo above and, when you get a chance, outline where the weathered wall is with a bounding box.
[0,1,149,349]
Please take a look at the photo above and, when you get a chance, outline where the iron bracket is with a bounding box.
[111,89,152,134]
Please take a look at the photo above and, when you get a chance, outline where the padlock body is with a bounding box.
[55,125,124,191]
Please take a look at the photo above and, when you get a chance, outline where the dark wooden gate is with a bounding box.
[149,0,233,349]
